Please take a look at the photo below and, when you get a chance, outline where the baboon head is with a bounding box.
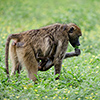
[67,23,82,47]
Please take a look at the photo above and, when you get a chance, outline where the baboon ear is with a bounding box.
[62,25,67,31]
[68,27,74,33]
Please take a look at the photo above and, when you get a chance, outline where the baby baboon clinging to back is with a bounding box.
[5,23,82,81]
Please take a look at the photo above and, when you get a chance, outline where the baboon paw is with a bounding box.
[75,48,81,56]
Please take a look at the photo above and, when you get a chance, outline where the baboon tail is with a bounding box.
[5,34,20,78]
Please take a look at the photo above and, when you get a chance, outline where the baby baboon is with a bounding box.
[5,23,82,81]
[38,48,81,71]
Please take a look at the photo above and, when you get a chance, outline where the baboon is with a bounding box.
[5,23,82,81]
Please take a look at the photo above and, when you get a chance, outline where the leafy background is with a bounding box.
[0,0,100,100]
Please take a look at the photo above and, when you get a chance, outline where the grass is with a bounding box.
[0,0,100,99]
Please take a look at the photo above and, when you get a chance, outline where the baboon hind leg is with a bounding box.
[9,43,22,75]
[16,46,38,81]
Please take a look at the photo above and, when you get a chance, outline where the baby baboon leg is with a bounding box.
[9,43,19,75]
[38,59,53,71]
[16,46,38,81]
[42,60,53,71]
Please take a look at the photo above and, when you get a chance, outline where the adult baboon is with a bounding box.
[5,23,82,81]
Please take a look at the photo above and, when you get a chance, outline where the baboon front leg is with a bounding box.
[54,62,62,80]
[16,46,38,81]
[53,41,66,80]
[64,48,81,58]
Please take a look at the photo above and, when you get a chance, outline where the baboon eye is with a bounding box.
[69,27,74,33]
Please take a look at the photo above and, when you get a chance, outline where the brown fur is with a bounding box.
[5,23,82,81]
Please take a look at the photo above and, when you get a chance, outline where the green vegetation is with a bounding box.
[0,0,100,99]
[75,46,79,49]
